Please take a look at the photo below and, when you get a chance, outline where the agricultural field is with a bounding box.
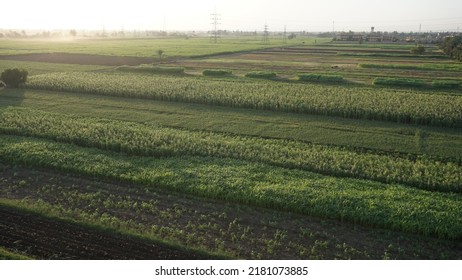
[0,36,461,260]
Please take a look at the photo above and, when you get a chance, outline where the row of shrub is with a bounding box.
[115,66,346,84]
[245,71,277,79]
[298,73,344,83]
[373,77,427,87]
[431,80,462,89]
[67,63,462,90]
[337,52,447,59]
[359,63,462,72]
[245,71,346,84]
[116,65,185,75]
[202,69,233,76]
[373,77,461,89]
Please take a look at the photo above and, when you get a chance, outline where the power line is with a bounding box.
[210,9,221,43]
[262,23,270,44]
[283,25,287,44]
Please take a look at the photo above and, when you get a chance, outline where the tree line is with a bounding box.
[440,35,462,61]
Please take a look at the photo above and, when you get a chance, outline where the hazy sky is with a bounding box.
[2,0,462,32]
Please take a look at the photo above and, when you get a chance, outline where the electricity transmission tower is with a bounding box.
[283,25,287,44]
[262,24,270,44]
[210,9,221,43]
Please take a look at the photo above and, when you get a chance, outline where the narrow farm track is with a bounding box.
[0,206,211,260]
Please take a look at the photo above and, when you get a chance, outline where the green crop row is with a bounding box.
[0,135,460,240]
[373,77,427,87]
[298,73,344,83]
[202,69,233,76]
[25,72,462,128]
[115,65,185,75]
[359,63,462,72]
[244,71,277,79]
[1,108,460,193]
[373,77,461,89]
[431,80,461,89]
[338,52,448,59]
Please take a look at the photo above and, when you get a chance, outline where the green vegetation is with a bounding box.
[0,37,321,57]
[337,52,447,59]
[25,72,462,127]
[410,45,426,55]
[373,77,427,88]
[116,65,185,75]
[1,108,459,193]
[0,68,28,87]
[2,89,460,161]
[202,69,233,76]
[440,35,462,61]
[0,60,109,75]
[0,135,460,240]
[3,167,459,260]
[298,73,344,83]
[359,63,462,72]
[432,80,461,89]
[1,38,461,259]
[245,71,277,79]
[0,247,31,260]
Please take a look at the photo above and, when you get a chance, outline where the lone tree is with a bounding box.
[69,29,77,37]
[156,49,164,63]
[0,68,28,88]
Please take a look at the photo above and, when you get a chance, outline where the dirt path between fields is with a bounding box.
[0,53,155,66]
[0,206,211,260]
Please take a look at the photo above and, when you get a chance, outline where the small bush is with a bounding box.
[245,71,277,79]
[0,68,28,88]
[373,77,427,88]
[298,73,344,83]
[202,69,233,76]
[432,80,461,89]
[116,65,185,75]
[410,45,426,55]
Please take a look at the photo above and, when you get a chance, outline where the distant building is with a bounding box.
[336,31,397,42]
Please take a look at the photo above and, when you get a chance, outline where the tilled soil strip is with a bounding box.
[0,206,211,260]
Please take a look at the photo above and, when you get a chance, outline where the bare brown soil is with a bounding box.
[0,206,212,260]
[0,53,154,66]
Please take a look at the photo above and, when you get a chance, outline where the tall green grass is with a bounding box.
[245,71,277,79]
[116,65,185,75]
[359,63,462,72]
[1,108,460,193]
[25,72,462,128]
[202,69,233,76]
[0,135,460,240]
[298,73,344,83]
[373,77,427,88]
[432,80,461,89]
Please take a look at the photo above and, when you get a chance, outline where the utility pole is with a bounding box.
[283,25,287,44]
[262,23,270,44]
[210,9,221,43]
[163,15,166,34]
[419,24,422,33]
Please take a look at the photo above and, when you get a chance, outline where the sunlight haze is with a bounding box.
[2,0,462,32]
